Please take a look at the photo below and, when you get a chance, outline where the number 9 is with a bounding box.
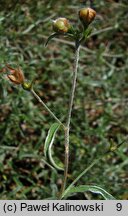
[116,203,122,211]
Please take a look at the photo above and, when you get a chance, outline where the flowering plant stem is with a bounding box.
[59,39,80,199]
[31,40,80,199]
[31,88,65,129]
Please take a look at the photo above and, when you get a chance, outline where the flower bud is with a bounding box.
[22,81,32,91]
[6,65,25,85]
[79,7,96,26]
[53,18,71,33]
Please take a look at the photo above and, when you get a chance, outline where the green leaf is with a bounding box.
[44,123,60,157]
[63,185,115,200]
[44,123,64,171]
[44,33,59,47]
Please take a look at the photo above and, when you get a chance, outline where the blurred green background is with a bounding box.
[0,0,128,199]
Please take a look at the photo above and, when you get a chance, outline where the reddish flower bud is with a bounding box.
[6,64,25,85]
[79,7,96,26]
[53,18,71,33]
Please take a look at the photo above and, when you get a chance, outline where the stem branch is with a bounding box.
[62,156,102,198]
[31,88,65,128]
[62,136,128,198]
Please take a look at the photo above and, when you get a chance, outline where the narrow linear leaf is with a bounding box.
[48,142,64,171]
[44,123,60,157]
[44,123,64,171]
[45,33,59,47]
[63,185,115,200]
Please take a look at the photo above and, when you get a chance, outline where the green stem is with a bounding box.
[59,40,80,198]
[31,88,65,129]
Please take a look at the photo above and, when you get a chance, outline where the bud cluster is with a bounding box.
[52,7,96,35]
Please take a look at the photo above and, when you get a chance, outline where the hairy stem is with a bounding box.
[31,88,65,128]
[59,40,80,198]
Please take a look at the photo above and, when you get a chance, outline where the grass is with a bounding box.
[0,0,128,199]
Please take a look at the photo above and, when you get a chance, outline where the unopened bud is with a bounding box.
[79,8,96,26]
[53,18,71,33]
[22,81,32,91]
[6,65,25,85]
